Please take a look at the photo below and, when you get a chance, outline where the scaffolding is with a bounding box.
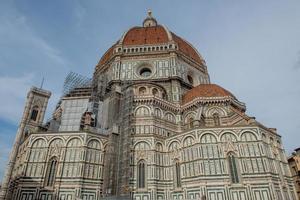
[116,81,134,197]
[102,81,134,199]
[62,72,92,96]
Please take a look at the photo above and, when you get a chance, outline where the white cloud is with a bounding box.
[0,1,70,124]
[0,14,69,69]
[0,74,35,124]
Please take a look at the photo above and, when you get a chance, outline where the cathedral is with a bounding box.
[0,12,297,200]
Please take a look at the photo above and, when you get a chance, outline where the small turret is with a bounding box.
[143,10,157,27]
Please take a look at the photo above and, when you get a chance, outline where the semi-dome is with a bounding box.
[182,84,236,104]
[97,11,205,69]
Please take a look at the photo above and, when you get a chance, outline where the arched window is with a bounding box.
[138,160,146,188]
[227,152,239,184]
[139,67,152,77]
[213,113,220,126]
[162,92,166,100]
[45,157,58,187]
[63,138,82,177]
[30,106,39,121]
[152,88,158,96]
[139,87,147,95]
[154,108,162,118]
[136,106,150,117]
[187,75,194,85]
[174,160,181,187]
[188,117,194,128]
[200,114,205,126]
[165,113,176,123]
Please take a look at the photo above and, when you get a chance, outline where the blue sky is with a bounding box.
[0,0,300,181]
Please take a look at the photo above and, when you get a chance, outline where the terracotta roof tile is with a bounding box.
[98,25,204,67]
[98,43,117,66]
[182,84,235,104]
[171,33,202,64]
[123,25,169,45]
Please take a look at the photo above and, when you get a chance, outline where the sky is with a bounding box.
[0,0,300,181]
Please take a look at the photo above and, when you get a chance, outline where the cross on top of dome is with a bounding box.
[143,9,157,27]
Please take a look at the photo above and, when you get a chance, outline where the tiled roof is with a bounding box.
[171,33,202,64]
[97,25,204,67]
[182,84,235,104]
[98,43,117,66]
[123,25,170,45]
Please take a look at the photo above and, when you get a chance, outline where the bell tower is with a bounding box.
[0,86,51,200]
[22,86,51,137]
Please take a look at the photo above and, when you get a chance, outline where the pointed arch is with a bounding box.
[183,111,196,123]
[30,105,39,121]
[137,159,146,188]
[205,106,226,117]
[174,159,181,188]
[227,152,240,184]
[213,113,220,126]
[45,157,58,187]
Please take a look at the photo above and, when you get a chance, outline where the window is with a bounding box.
[45,157,58,187]
[187,75,194,85]
[155,108,162,118]
[139,67,152,77]
[139,87,147,95]
[30,106,39,121]
[152,88,158,96]
[200,114,205,126]
[227,153,240,183]
[136,106,150,116]
[188,117,194,128]
[174,160,181,187]
[162,92,166,100]
[213,113,220,126]
[165,113,176,123]
[138,160,146,188]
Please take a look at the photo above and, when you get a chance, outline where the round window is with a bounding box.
[140,68,152,77]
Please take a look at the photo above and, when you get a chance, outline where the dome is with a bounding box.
[97,12,205,69]
[182,84,235,104]
[122,25,170,46]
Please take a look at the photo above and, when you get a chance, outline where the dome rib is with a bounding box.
[171,33,203,64]
[122,25,170,45]
[98,42,118,66]
[97,22,205,68]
